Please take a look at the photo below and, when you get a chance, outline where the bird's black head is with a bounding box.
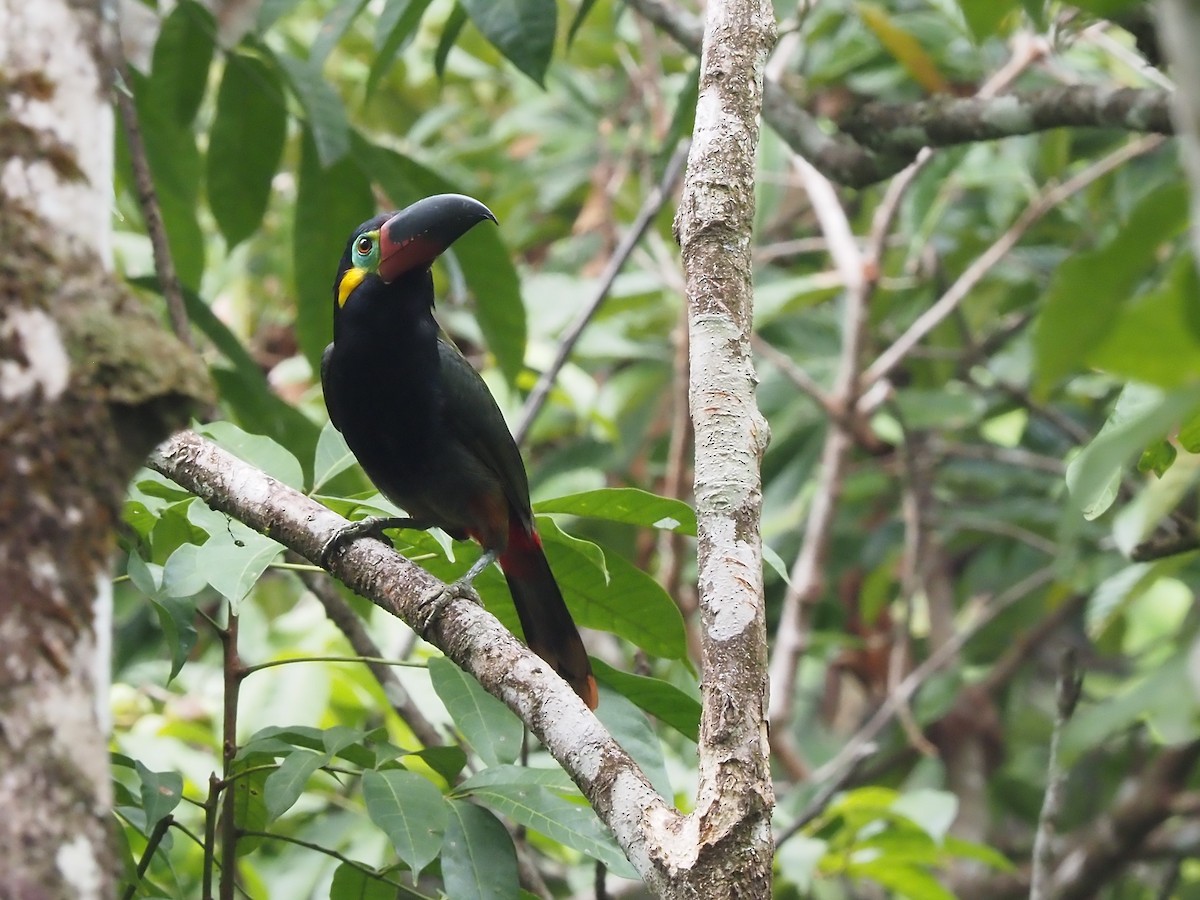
[333,194,497,314]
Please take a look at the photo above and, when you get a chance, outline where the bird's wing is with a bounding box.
[320,342,343,432]
[436,333,533,520]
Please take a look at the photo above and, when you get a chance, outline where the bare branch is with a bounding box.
[1030,649,1084,900]
[841,86,1173,156]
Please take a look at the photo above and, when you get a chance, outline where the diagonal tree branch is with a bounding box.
[148,430,681,891]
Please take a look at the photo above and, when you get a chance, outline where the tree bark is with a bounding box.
[0,2,208,895]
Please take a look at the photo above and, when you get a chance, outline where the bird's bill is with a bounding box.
[377,193,497,283]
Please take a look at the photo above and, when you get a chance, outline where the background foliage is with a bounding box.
[112,0,1199,896]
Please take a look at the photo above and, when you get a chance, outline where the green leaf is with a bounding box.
[892,789,957,843]
[328,863,397,900]
[312,420,357,493]
[311,0,371,67]
[1089,255,1200,388]
[590,658,699,742]
[129,277,322,479]
[187,503,282,608]
[1066,385,1200,520]
[362,769,448,875]
[126,550,160,596]
[277,53,351,167]
[294,129,375,371]
[535,487,696,535]
[593,689,671,798]
[409,745,468,785]
[128,67,205,289]
[161,543,207,598]
[455,766,637,878]
[547,539,688,659]
[942,836,1015,871]
[149,1,215,126]
[1061,652,1195,763]
[849,859,956,900]
[442,801,520,900]
[1180,409,1200,452]
[230,753,272,852]
[207,50,287,249]
[567,0,601,44]
[367,0,437,96]
[428,656,523,767]
[258,0,304,30]
[264,749,329,820]
[1137,439,1177,478]
[354,135,526,384]
[135,762,183,831]
[1069,0,1146,15]
[150,595,199,681]
[460,0,557,85]
[958,0,1017,41]
[200,421,305,488]
[435,4,469,78]
[1034,183,1189,390]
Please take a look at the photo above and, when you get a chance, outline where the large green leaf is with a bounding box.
[544,531,688,659]
[460,0,557,85]
[207,51,287,249]
[1065,384,1200,520]
[277,53,351,166]
[593,689,671,798]
[535,487,696,535]
[1034,183,1189,390]
[311,0,372,66]
[1089,255,1200,388]
[264,749,329,820]
[128,68,205,289]
[149,1,215,126]
[591,658,699,742]
[328,863,398,900]
[367,0,438,96]
[135,761,183,831]
[442,801,520,900]
[957,0,1018,42]
[293,129,375,370]
[353,134,526,384]
[454,766,637,878]
[187,501,283,607]
[428,656,523,767]
[362,769,448,875]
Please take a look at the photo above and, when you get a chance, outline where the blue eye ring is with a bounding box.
[352,231,380,268]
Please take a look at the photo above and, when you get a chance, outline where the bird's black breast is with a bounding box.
[321,301,447,522]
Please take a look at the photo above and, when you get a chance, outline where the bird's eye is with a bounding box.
[356,236,373,256]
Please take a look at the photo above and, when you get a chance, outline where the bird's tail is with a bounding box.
[499,517,598,709]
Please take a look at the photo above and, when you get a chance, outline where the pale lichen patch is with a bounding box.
[0,307,70,400]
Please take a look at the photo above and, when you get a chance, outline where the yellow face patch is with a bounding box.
[337,267,366,307]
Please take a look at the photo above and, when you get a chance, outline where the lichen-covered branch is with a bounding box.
[841,86,1173,155]
[672,0,776,891]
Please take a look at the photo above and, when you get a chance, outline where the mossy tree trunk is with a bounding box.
[0,2,208,895]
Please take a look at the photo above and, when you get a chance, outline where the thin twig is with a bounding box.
[218,613,242,900]
[113,57,194,351]
[1031,648,1084,900]
[514,140,690,445]
[863,134,1166,389]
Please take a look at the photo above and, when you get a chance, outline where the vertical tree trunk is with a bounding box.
[0,2,207,894]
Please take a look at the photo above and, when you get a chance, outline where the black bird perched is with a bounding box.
[320,193,598,709]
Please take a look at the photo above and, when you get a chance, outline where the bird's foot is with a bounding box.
[417,576,482,634]
[320,516,418,567]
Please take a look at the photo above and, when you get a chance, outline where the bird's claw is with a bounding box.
[320,516,413,567]
[417,578,481,634]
